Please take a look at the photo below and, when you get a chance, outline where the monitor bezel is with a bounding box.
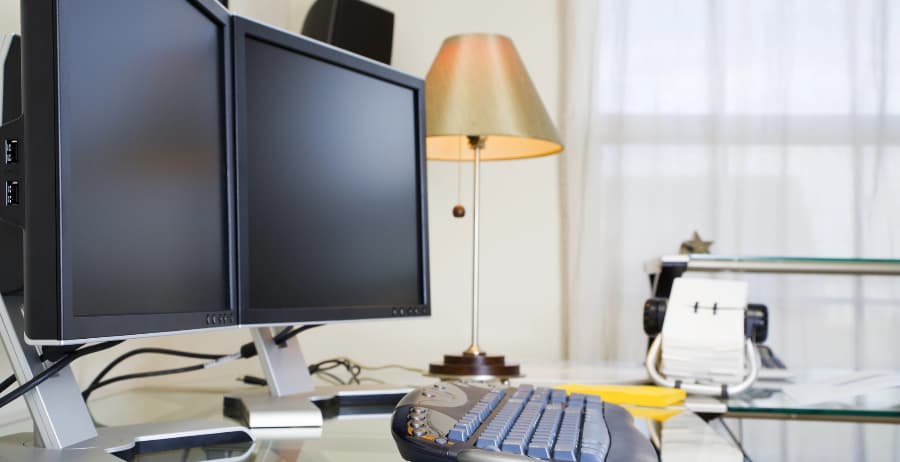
[22,0,239,344]
[232,16,431,325]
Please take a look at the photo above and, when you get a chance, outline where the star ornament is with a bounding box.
[680,231,714,254]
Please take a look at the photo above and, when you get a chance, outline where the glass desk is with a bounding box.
[4,363,897,460]
[717,418,900,462]
[723,371,900,423]
[705,370,900,462]
[0,379,743,461]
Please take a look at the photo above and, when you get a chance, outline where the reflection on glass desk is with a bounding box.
[5,363,896,461]
[722,419,900,462]
[724,370,900,423]
[0,382,742,462]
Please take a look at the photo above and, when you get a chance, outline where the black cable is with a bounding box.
[237,375,267,386]
[82,347,227,401]
[718,419,753,462]
[239,356,360,388]
[81,324,324,401]
[0,341,122,409]
[317,370,346,385]
[272,324,321,345]
[85,364,208,397]
[0,374,16,394]
[307,358,362,385]
[274,326,293,341]
[237,324,323,360]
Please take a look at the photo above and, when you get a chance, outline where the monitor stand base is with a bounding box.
[0,419,253,462]
[0,294,254,461]
[221,326,324,429]
[224,327,412,428]
[224,384,414,428]
[224,389,323,429]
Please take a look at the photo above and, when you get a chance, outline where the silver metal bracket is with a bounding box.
[0,294,97,448]
[0,294,255,460]
[223,326,322,428]
[223,326,414,429]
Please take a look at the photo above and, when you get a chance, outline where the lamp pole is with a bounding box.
[464,135,485,356]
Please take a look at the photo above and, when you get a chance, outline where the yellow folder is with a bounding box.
[553,384,686,408]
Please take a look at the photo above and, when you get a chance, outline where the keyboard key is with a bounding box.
[550,389,567,403]
[579,403,611,461]
[554,443,577,461]
[527,444,551,460]
[501,440,526,454]
[448,427,467,442]
[475,438,498,449]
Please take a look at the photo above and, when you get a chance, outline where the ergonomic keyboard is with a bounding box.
[391,383,659,462]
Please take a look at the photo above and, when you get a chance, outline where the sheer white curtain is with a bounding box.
[561,0,900,364]
[560,1,900,456]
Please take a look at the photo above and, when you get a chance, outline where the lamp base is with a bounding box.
[428,352,521,381]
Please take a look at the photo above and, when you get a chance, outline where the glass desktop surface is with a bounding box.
[725,370,900,422]
[0,371,739,462]
[728,419,900,462]
[688,255,900,264]
[83,389,730,462]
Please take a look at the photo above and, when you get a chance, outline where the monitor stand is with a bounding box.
[224,327,412,429]
[0,294,255,461]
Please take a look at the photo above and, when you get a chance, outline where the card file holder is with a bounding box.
[644,278,761,398]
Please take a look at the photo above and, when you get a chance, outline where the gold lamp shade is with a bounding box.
[425,34,563,160]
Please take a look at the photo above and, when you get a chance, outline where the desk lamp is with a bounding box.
[425,34,563,380]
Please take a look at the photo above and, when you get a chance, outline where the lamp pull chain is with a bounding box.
[453,136,466,218]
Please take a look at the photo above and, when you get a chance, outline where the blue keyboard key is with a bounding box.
[501,440,526,454]
[475,436,499,450]
[554,399,584,461]
[554,443,577,461]
[550,389,567,403]
[527,444,551,459]
[447,427,467,442]
[579,403,611,461]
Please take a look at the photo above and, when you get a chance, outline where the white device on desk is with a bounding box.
[645,278,761,397]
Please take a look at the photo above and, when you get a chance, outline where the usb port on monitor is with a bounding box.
[4,139,17,164]
[5,180,19,206]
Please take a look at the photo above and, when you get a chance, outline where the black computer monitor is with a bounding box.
[233,16,429,326]
[1,0,430,454]
[0,34,22,296]
[8,0,428,346]
[13,0,236,344]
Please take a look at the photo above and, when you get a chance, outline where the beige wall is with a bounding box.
[0,0,562,420]
[0,0,16,34]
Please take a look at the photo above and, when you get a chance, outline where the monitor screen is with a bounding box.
[20,0,236,343]
[235,18,428,322]
[57,0,229,317]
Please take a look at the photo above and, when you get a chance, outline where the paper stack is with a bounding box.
[661,278,748,386]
